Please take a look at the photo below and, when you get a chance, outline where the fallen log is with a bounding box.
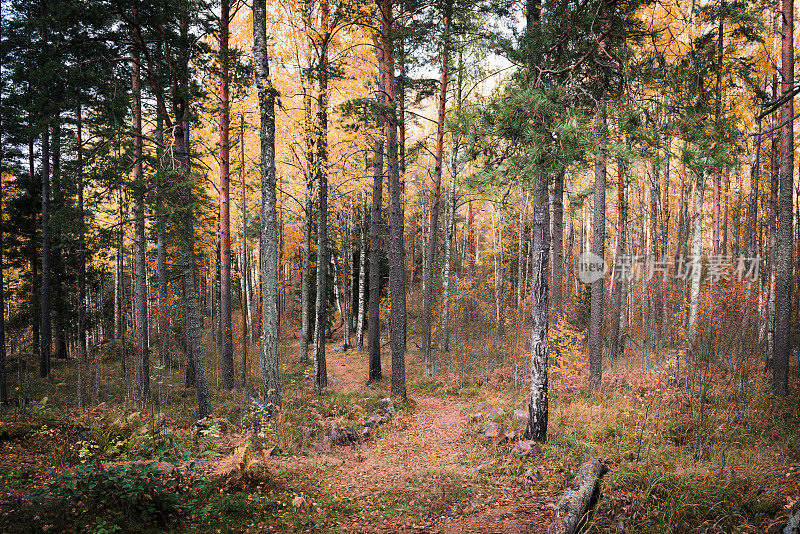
[546,458,607,534]
[783,509,800,533]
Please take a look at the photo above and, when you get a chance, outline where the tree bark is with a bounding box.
[381,0,406,398]
[526,173,550,441]
[551,169,564,319]
[356,192,367,347]
[40,123,51,378]
[467,201,475,271]
[313,0,330,394]
[565,206,575,311]
[722,169,730,255]
[76,104,87,406]
[29,133,40,360]
[747,117,761,259]
[713,5,724,258]
[0,40,6,403]
[773,0,793,396]
[610,159,627,359]
[766,74,779,370]
[647,155,662,366]
[368,43,385,383]
[343,201,352,349]
[176,122,212,417]
[116,205,127,378]
[240,115,249,384]
[518,190,528,308]
[441,163,457,351]
[156,108,169,368]
[299,44,315,363]
[661,138,671,259]
[588,99,606,391]
[51,116,67,362]
[254,0,281,409]
[131,39,150,403]
[546,459,607,534]
[492,203,504,326]
[219,0,234,390]
[687,171,705,359]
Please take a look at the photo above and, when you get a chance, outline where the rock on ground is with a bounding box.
[482,421,514,444]
[379,398,396,415]
[330,422,352,446]
[511,410,529,424]
[365,414,386,427]
[514,440,543,458]
[524,467,543,482]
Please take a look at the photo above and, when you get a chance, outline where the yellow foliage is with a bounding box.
[550,318,588,392]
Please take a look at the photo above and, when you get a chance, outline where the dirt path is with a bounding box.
[284,347,557,533]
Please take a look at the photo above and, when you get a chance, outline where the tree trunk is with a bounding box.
[176,121,212,416]
[219,0,234,390]
[526,172,550,441]
[441,46,462,351]
[333,259,343,327]
[767,74,779,371]
[773,0,793,396]
[722,169,730,255]
[687,170,705,359]
[381,0,406,397]
[313,0,330,394]
[647,155,662,366]
[712,6,724,258]
[563,207,573,309]
[300,176,313,363]
[661,138,670,343]
[156,108,169,368]
[493,203,504,326]
[76,104,87,406]
[300,52,315,363]
[441,164,457,351]
[212,245,221,355]
[254,0,281,409]
[368,44,385,383]
[0,45,6,404]
[421,2,451,368]
[661,138,671,260]
[518,190,528,308]
[588,99,606,391]
[747,117,761,259]
[51,116,67,362]
[551,169,564,319]
[240,115,249,384]
[343,201,352,349]
[40,123,51,378]
[28,134,40,359]
[610,159,627,359]
[117,209,127,378]
[356,192,368,347]
[131,41,150,403]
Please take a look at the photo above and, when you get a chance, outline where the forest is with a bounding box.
[1,0,800,531]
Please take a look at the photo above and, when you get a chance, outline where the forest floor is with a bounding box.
[268,346,559,534]
[1,333,800,533]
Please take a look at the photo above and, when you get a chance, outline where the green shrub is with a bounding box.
[25,459,189,533]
